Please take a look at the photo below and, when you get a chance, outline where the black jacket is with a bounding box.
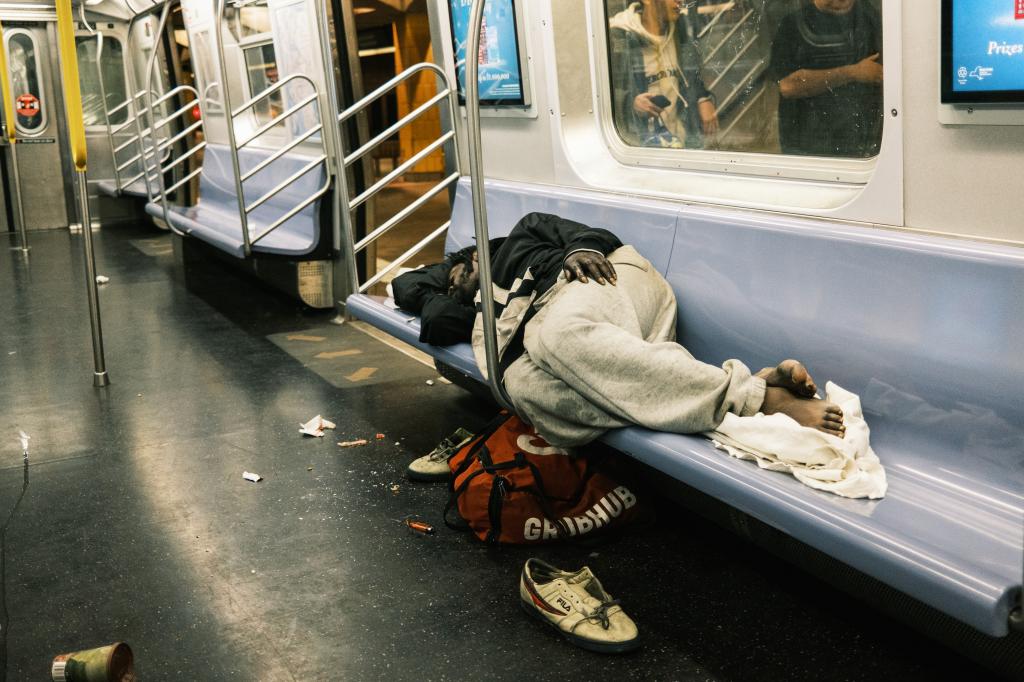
[472,212,622,375]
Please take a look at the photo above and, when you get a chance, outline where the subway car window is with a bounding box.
[243,42,282,123]
[236,4,271,39]
[76,37,129,126]
[605,0,883,159]
[7,31,45,135]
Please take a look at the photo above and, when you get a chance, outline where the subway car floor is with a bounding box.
[0,225,997,681]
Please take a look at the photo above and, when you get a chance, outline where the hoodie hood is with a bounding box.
[609,2,671,45]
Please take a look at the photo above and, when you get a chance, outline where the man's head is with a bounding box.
[812,0,857,15]
[447,247,479,305]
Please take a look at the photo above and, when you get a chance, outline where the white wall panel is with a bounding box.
[903,2,1024,245]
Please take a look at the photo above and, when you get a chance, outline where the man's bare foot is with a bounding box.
[757,359,817,398]
[761,386,845,437]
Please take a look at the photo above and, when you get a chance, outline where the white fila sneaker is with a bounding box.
[406,428,474,481]
[519,558,640,654]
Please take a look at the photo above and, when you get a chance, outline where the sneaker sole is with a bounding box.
[405,466,451,482]
[519,598,640,654]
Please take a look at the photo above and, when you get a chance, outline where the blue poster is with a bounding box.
[951,0,1024,93]
[448,0,525,104]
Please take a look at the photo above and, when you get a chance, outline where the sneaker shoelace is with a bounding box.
[426,439,457,462]
[569,598,622,632]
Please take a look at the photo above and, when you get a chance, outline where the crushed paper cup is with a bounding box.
[242,471,262,483]
[299,415,336,437]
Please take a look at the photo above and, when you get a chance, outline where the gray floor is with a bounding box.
[0,226,997,680]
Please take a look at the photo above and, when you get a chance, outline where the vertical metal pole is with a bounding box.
[319,1,359,306]
[56,0,109,387]
[0,19,28,252]
[142,1,172,227]
[8,143,28,252]
[466,0,512,410]
[76,172,109,387]
[337,0,376,292]
[213,0,251,256]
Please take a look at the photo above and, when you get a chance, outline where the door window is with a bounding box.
[76,36,129,126]
[6,31,46,135]
[243,42,281,124]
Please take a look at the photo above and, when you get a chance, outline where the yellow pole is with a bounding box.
[0,17,29,251]
[55,1,87,171]
[56,0,109,387]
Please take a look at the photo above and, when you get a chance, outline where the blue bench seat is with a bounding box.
[145,143,327,258]
[347,177,1023,638]
[98,177,150,199]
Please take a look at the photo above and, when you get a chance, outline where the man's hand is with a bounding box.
[564,251,617,285]
[698,99,719,136]
[633,93,666,117]
[845,53,883,85]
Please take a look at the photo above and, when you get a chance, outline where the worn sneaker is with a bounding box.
[519,558,640,654]
[406,428,474,481]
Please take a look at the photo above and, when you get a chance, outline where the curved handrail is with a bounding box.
[212,0,330,254]
[466,0,513,409]
[335,60,461,297]
[214,0,251,255]
[338,62,450,124]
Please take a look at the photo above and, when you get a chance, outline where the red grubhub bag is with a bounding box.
[443,413,643,544]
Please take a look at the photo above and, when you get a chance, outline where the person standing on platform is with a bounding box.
[769,0,883,157]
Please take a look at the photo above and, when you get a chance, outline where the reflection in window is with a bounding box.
[605,0,883,159]
[244,42,282,123]
[7,32,45,134]
[76,37,129,126]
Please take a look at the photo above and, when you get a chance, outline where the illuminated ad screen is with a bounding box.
[942,0,1024,102]
[447,0,525,105]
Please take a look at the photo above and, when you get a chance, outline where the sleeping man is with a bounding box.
[393,212,844,448]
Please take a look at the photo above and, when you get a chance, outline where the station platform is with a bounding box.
[0,226,996,680]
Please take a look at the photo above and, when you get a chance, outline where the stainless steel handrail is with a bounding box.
[703,8,754,66]
[343,90,448,167]
[707,31,758,92]
[212,0,330,255]
[213,0,251,253]
[240,124,323,182]
[348,131,453,211]
[236,91,319,149]
[352,172,459,254]
[335,60,462,297]
[718,81,765,141]
[696,0,736,40]
[466,0,512,409]
[143,1,208,227]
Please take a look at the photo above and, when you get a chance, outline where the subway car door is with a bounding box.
[2,21,76,231]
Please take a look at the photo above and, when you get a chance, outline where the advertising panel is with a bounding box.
[942,0,1024,102]
[448,0,526,105]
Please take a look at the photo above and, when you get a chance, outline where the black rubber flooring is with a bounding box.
[0,226,999,680]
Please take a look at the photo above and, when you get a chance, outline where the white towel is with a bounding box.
[707,382,887,499]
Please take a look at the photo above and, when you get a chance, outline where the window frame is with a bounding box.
[5,28,48,137]
[590,0,883,185]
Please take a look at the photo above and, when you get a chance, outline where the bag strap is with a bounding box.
[444,467,489,531]
[448,412,512,485]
